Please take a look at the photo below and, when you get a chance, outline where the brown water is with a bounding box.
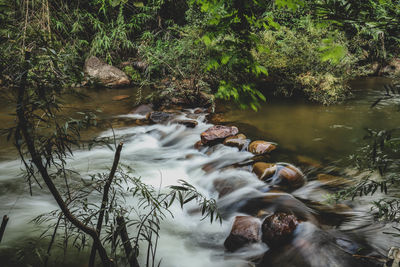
[220,77,399,164]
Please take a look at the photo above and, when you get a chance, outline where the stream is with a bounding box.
[0,77,399,267]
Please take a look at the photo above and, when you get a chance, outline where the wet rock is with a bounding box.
[129,104,154,116]
[274,164,305,189]
[317,173,353,187]
[262,212,299,247]
[213,178,248,198]
[200,125,239,146]
[147,111,174,124]
[248,141,277,155]
[194,140,204,150]
[223,134,247,150]
[84,56,130,87]
[224,216,261,252]
[171,119,198,128]
[112,95,130,101]
[252,162,277,180]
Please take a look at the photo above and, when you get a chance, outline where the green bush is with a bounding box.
[254,16,359,104]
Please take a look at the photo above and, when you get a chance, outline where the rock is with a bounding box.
[252,162,277,180]
[171,119,198,128]
[381,58,400,76]
[200,125,239,146]
[248,141,277,155]
[132,61,148,71]
[213,178,248,198]
[84,56,130,87]
[223,134,248,150]
[194,140,203,150]
[224,216,261,252]
[129,104,154,116]
[317,173,353,187]
[112,95,130,101]
[262,212,299,247]
[147,111,174,124]
[274,164,306,189]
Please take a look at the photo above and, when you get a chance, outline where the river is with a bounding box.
[0,77,399,266]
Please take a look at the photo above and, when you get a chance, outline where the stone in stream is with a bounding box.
[224,216,262,252]
[112,95,130,101]
[248,140,277,155]
[262,212,299,247]
[194,140,204,150]
[252,162,277,180]
[129,104,154,116]
[84,56,130,87]
[200,125,239,146]
[253,163,305,189]
[274,164,306,189]
[213,178,248,198]
[223,134,248,150]
[147,111,174,124]
[170,119,198,128]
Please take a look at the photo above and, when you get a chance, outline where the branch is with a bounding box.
[16,51,112,267]
[89,142,124,267]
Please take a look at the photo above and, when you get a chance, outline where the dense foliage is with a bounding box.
[1,0,399,108]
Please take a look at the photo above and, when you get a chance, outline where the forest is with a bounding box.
[0,0,400,267]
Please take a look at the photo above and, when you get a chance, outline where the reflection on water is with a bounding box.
[222,77,399,163]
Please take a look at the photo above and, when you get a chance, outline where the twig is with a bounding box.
[0,215,9,243]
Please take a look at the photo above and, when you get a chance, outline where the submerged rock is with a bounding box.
[200,125,239,146]
[262,212,299,247]
[171,119,198,128]
[248,141,277,155]
[224,216,261,252]
[147,111,174,124]
[112,95,130,101]
[84,56,130,87]
[223,134,248,150]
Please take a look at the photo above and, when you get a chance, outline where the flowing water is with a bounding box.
[0,78,399,267]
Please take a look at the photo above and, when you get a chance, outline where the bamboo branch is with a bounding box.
[89,142,123,267]
[0,215,9,243]
[16,51,112,267]
[116,216,140,267]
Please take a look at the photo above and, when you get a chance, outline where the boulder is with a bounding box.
[200,125,239,146]
[129,104,154,116]
[112,95,130,101]
[147,111,174,124]
[262,212,299,247]
[224,216,261,252]
[84,56,130,87]
[248,141,277,155]
[171,119,198,128]
[274,164,305,189]
[213,178,248,198]
[381,58,400,76]
[252,162,277,180]
[223,134,247,150]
